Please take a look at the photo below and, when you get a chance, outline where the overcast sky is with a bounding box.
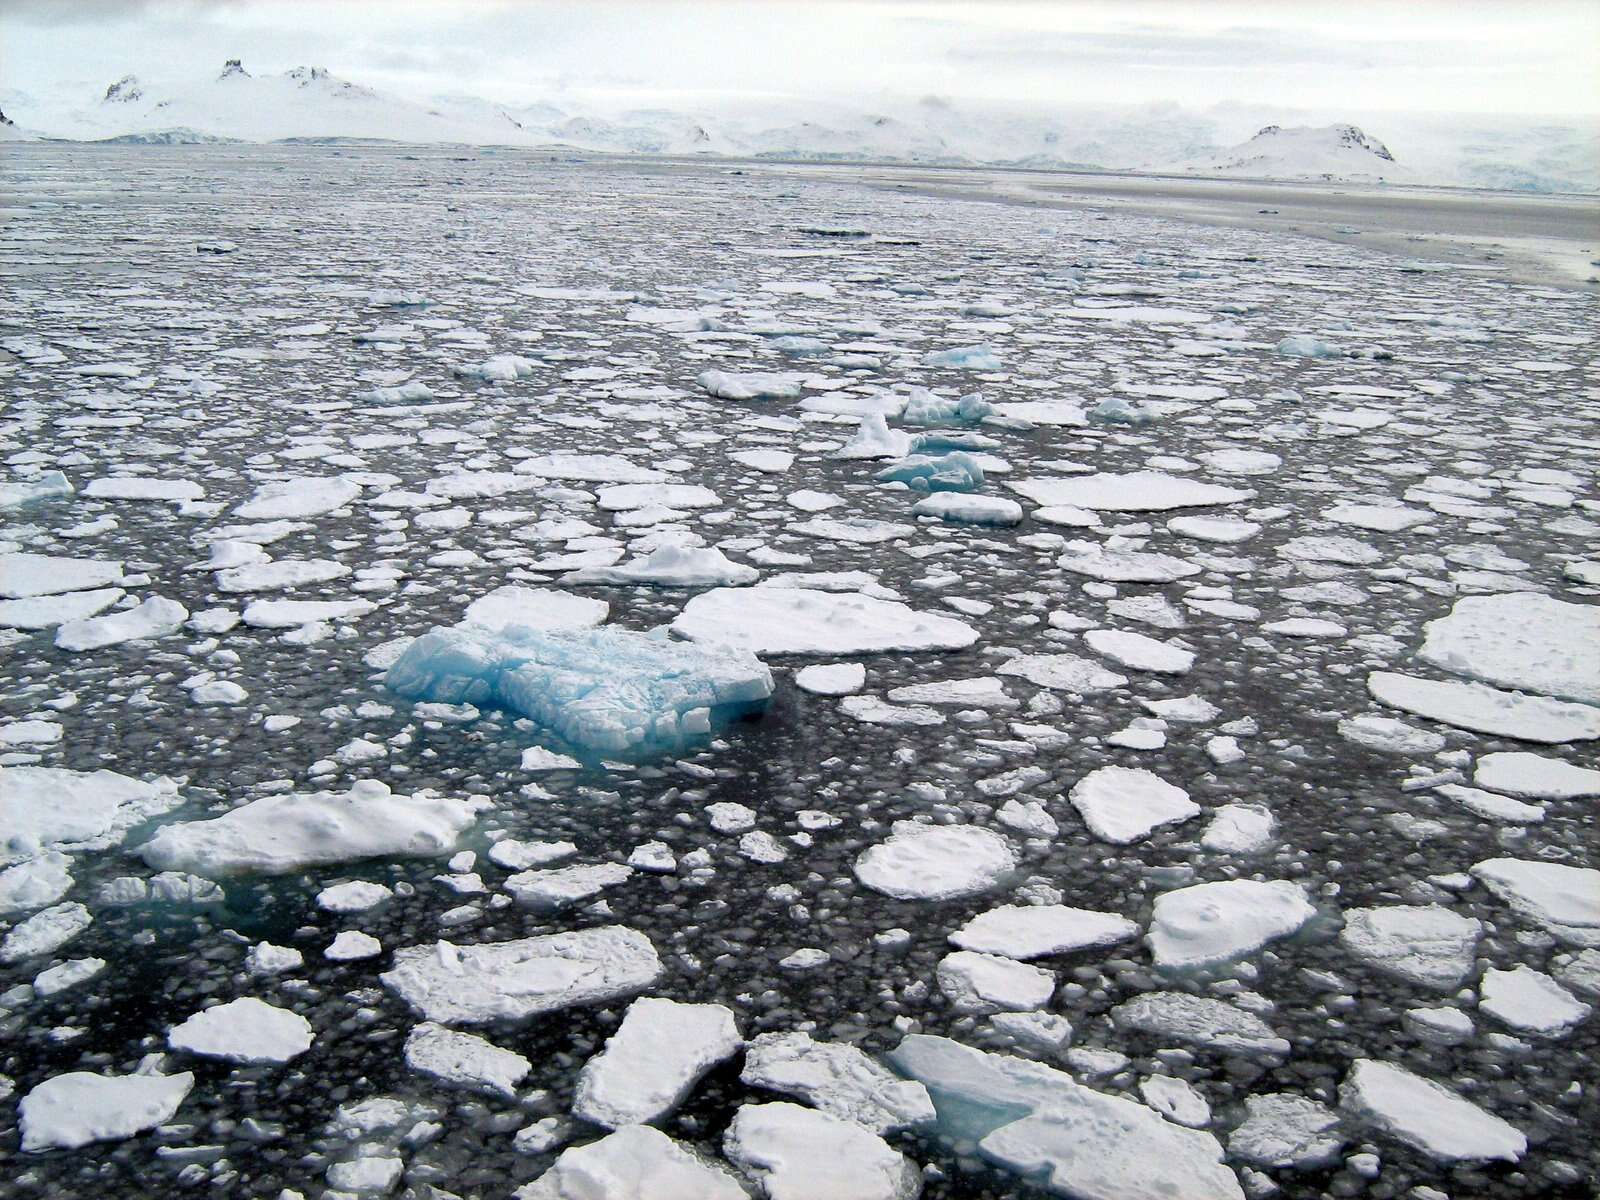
[4,0,1597,117]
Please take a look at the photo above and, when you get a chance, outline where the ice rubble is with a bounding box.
[673,587,978,655]
[139,779,479,875]
[18,1070,195,1152]
[387,622,773,754]
[888,1034,1244,1200]
[574,997,742,1128]
[381,926,662,1023]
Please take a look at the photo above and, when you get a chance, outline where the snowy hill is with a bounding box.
[3,61,1595,193]
[1165,124,1413,183]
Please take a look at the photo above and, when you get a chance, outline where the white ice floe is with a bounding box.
[405,1021,531,1098]
[1148,879,1316,970]
[1008,471,1251,512]
[1139,1075,1211,1128]
[728,1103,924,1200]
[997,653,1127,693]
[0,901,92,963]
[139,779,479,876]
[740,1031,935,1134]
[673,587,978,655]
[1473,751,1600,799]
[1200,804,1275,854]
[1418,593,1600,705]
[234,477,361,520]
[949,904,1139,959]
[573,997,742,1128]
[1068,766,1198,845]
[0,553,124,599]
[1112,991,1289,1056]
[241,598,376,628]
[1471,858,1600,944]
[85,477,205,501]
[387,623,772,754]
[568,542,757,587]
[515,1124,746,1200]
[0,587,125,630]
[888,1034,1244,1200]
[506,863,634,908]
[1478,965,1591,1038]
[1340,1059,1525,1163]
[0,852,73,915]
[216,558,351,592]
[937,950,1055,1013]
[1368,671,1600,743]
[382,925,662,1023]
[697,369,804,400]
[1227,1094,1345,1169]
[910,493,1023,526]
[19,1071,195,1152]
[463,586,608,632]
[794,663,866,695]
[1338,905,1483,989]
[1,765,181,864]
[516,453,668,484]
[1084,628,1194,674]
[168,996,314,1063]
[1058,545,1201,583]
[853,822,1015,900]
[56,596,188,651]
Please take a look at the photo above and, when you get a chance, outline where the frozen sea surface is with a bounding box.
[0,144,1596,1199]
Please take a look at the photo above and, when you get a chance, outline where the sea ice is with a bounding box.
[887,1034,1244,1200]
[673,587,978,655]
[56,596,188,651]
[1111,992,1290,1057]
[515,1124,746,1200]
[1340,1059,1525,1163]
[567,542,758,587]
[381,925,662,1023]
[1478,966,1591,1038]
[139,779,479,875]
[1068,766,1198,844]
[0,553,124,599]
[19,1071,195,1152]
[853,822,1016,900]
[387,623,773,754]
[168,996,314,1063]
[1418,593,1600,705]
[936,950,1055,1013]
[405,1022,531,1098]
[725,1102,924,1200]
[1471,858,1600,944]
[1008,471,1251,512]
[949,904,1139,959]
[1339,905,1482,989]
[1473,752,1600,799]
[573,997,742,1128]
[1,765,181,864]
[1368,671,1600,743]
[740,1031,935,1134]
[1147,879,1316,970]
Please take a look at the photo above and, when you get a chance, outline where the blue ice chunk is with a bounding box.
[902,390,995,427]
[874,452,986,494]
[922,345,1003,371]
[1088,396,1158,426]
[0,471,74,511]
[1275,334,1343,358]
[385,624,774,756]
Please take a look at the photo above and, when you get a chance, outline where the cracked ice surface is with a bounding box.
[0,145,1596,1200]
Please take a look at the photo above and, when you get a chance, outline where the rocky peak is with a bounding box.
[218,59,250,81]
[103,75,143,104]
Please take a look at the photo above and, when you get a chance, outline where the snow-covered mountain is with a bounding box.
[1164,124,1413,183]
[4,60,1595,193]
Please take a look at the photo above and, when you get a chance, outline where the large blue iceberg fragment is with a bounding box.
[874,451,986,493]
[385,624,774,755]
